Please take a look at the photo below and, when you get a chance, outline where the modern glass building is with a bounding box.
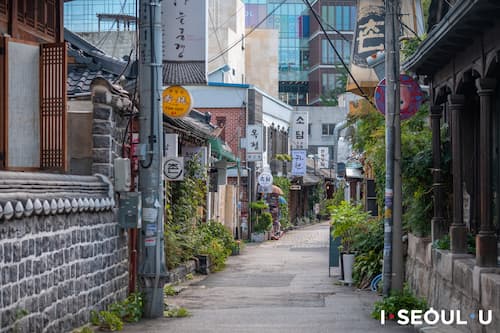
[64,0,137,32]
[244,0,356,105]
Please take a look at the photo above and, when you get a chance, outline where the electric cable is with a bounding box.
[96,0,130,47]
[208,0,288,64]
[306,3,349,42]
[302,0,376,108]
[398,14,421,41]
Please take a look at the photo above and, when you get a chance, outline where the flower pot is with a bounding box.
[342,253,355,284]
[251,232,265,242]
[195,254,211,275]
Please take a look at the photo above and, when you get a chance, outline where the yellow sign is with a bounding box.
[162,86,193,118]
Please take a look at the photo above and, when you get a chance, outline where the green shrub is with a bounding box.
[433,233,476,255]
[329,201,370,253]
[372,285,428,321]
[193,220,235,271]
[350,218,383,288]
[253,212,272,233]
[164,307,191,318]
[90,310,123,331]
[164,284,177,296]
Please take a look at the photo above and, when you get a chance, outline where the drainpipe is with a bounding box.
[332,120,348,177]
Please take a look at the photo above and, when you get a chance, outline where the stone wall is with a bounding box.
[406,233,500,333]
[91,78,133,180]
[0,172,127,333]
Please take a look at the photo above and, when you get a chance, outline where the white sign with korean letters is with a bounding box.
[162,0,207,62]
[291,111,308,149]
[318,147,329,169]
[291,150,307,176]
[246,125,263,161]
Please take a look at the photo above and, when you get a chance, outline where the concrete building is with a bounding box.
[243,0,357,106]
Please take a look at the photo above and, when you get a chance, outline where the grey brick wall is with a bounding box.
[0,173,127,333]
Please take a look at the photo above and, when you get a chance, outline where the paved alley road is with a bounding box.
[122,222,415,333]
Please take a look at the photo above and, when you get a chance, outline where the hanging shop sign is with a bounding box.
[258,172,273,187]
[291,112,308,149]
[162,85,193,118]
[246,124,263,161]
[291,150,307,176]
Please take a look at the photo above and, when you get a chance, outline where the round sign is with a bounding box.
[258,172,273,187]
[374,74,424,120]
[162,85,193,118]
[163,158,183,181]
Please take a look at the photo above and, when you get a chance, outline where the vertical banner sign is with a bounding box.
[164,133,179,157]
[162,0,208,84]
[346,0,385,97]
[291,112,308,149]
[291,150,307,176]
[318,147,329,169]
[246,125,263,161]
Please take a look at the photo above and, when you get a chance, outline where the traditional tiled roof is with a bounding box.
[163,61,207,86]
[65,28,136,96]
[68,68,117,96]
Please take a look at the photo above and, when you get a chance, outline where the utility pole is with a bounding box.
[138,0,167,318]
[382,0,401,296]
[391,0,403,293]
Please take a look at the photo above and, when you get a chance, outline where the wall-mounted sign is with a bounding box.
[164,133,178,157]
[162,0,207,62]
[318,147,329,169]
[162,86,192,118]
[246,124,263,161]
[163,157,184,181]
[291,112,308,149]
[291,149,307,176]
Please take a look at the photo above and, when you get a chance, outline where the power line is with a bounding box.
[302,0,375,107]
[208,0,288,64]
[306,3,349,42]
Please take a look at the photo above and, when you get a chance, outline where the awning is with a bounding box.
[209,138,238,163]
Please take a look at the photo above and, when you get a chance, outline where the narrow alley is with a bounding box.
[122,222,414,333]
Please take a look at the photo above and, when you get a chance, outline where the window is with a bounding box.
[321,39,351,64]
[308,123,311,136]
[17,0,58,38]
[321,5,356,31]
[322,123,336,136]
[216,116,226,141]
[0,0,7,16]
[322,73,343,95]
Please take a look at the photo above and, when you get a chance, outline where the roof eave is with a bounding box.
[403,0,479,75]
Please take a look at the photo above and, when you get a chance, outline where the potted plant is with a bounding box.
[250,200,271,242]
[329,201,369,284]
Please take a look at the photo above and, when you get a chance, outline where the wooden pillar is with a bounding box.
[430,105,447,241]
[449,94,468,254]
[475,78,498,267]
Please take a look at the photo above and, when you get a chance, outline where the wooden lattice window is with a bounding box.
[40,42,67,170]
[17,0,24,22]
[25,0,35,28]
[36,0,45,32]
[17,0,57,38]
[0,0,7,16]
[46,0,55,36]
